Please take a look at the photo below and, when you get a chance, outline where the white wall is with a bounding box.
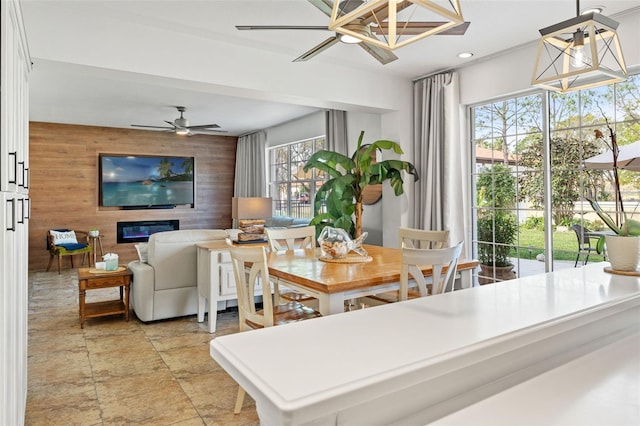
[458,8,640,105]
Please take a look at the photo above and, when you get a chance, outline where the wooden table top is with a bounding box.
[267,244,479,294]
[77,265,132,280]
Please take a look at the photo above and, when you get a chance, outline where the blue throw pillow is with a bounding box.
[58,243,88,251]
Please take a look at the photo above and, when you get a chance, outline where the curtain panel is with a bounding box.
[234,130,267,197]
[326,109,348,155]
[413,72,470,258]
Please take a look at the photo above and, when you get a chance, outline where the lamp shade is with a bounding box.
[531,12,627,93]
[232,197,273,220]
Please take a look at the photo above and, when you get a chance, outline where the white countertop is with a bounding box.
[210,263,640,425]
[435,331,640,425]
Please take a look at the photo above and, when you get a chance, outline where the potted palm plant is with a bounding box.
[586,124,640,271]
[303,131,419,238]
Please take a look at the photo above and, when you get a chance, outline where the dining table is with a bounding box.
[267,244,479,315]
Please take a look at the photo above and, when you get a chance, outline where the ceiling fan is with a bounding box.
[131,106,225,136]
[236,0,470,65]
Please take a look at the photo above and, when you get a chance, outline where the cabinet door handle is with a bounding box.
[24,198,30,219]
[8,152,17,184]
[18,199,25,224]
[6,198,16,231]
[18,161,25,187]
[24,167,29,189]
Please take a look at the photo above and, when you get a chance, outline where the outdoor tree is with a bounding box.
[518,134,601,225]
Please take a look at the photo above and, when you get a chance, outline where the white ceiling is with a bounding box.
[21,0,639,136]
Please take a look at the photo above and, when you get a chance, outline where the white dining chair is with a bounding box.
[226,239,322,414]
[366,240,464,305]
[399,240,464,299]
[265,226,318,308]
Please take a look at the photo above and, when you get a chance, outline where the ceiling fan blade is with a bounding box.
[164,120,179,128]
[307,0,334,17]
[293,36,339,62]
[131,124,174,130]
[359,42,398,65]
[373,21,470,36]
[236,25,329,31]
[190,129,229,135]
[186,124,221,130]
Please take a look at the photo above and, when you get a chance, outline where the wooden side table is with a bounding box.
[77,266,132,328]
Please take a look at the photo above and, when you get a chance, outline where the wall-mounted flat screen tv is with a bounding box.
[99,154,194,208]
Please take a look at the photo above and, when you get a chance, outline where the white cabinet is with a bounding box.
[197,242,268,333]
[1,1,31,424]
[197,242,239,333]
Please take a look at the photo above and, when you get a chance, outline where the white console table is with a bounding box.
[210,263,640,425]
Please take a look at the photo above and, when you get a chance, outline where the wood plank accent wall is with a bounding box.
[28,122,237,271]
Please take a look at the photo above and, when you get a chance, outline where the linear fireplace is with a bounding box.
[116,220,179,244]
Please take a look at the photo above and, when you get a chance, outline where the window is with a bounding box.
[268,136,326,218]
[471,73,639,281]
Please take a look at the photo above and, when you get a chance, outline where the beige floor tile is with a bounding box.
[96,374,204,424]
[25,380,101,426]
[26,269,258,424]
[28,349,93,387]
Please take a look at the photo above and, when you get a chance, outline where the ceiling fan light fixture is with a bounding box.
[531,0,627,93]
[339,33,363,44]
[175,128,190,136]
[328,0,465,51]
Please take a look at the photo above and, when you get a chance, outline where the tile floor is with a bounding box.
[25,269,259,425]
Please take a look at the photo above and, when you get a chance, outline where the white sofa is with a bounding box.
[128,229,228,322]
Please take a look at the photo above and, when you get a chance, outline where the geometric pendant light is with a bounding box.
[531,0,627,93]
[328,0,465,51]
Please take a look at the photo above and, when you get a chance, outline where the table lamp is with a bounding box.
[232,197,272,242]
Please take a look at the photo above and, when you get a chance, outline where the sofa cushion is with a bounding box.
[265,216,294,228]
[148,229,228,292]
[265,216,311,228]
[135,243,149,263]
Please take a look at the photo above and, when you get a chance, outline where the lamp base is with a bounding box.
[238,220,266,241]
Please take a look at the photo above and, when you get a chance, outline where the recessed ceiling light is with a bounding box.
[582,5,604,14]
[457,52,473,59]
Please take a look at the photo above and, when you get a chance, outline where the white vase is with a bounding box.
[605,235,640,271]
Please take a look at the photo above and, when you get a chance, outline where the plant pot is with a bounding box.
[478,263,516,285]
[88,230,99,237]
[605,235,640,272]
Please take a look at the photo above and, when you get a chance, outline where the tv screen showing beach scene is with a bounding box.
[99,155,194,208]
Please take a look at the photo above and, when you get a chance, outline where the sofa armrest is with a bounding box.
[128,260,155,322]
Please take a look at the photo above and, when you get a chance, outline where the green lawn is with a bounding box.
[512,228,606,263]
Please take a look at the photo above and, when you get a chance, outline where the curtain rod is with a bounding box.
[412,68,453,83]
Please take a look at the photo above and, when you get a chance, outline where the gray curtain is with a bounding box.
[326,110,348,155]
[234,130,266,197]
[412,73,451,230]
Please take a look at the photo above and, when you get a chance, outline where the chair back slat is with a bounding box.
[400,241,464,299]
[399,227,449,249]
[226,239,274,329]
[266,226,316,252]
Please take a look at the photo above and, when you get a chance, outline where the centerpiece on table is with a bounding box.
[586,123,640,272]
[303,130,419,239]
[317,226,369,262]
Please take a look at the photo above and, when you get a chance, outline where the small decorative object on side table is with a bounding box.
[88,232,104,265]
[77,266,132,328]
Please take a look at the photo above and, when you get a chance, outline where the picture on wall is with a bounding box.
[99,154,195,208]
